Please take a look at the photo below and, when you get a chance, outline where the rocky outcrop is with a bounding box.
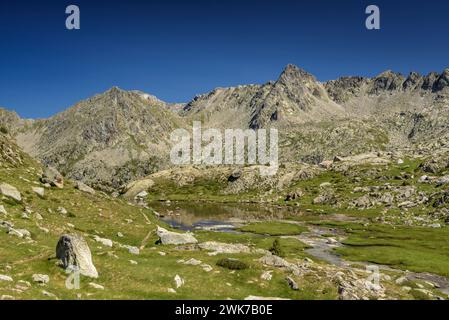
[0,183,21,202]
[433,69,449,92]
[249,64,341,129]
[122,178,155,199]
[156,226,198,245]
[325,76,366,103]
[40,166,64,189]
[75,181,95,195]
[56,234,98,278]
[368,71,405,94]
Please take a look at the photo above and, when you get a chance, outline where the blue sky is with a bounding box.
[1,0,448,118]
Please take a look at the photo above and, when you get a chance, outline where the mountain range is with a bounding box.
[2,64,449,191]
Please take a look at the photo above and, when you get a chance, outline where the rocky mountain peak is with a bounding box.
[324,76,367,103]
[368,70,405,94]
[433,69,449,92]
[278,64,317,86]
[421,72,440,91]
[403,72,423,90]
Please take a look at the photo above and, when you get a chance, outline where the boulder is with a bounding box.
[261,271,273,281]
[135,191,148,199]
[198,241,250,255]
[75,181,95,195]
[88,282,104,290]
[32,187,45,197]
[436,176,449,187]
[156,226,198,245]
[94,236,113,248]
[174,275,184,288]
[0,220,14,229]
[319,160,333,169]
[0,183,21,202]
[333,156,344,162]
[122,178,155,199]
[0,205,7,215]
[7,228,30,239]
[183,258,202,266]
[56,234,98,278]
[0,274,13,282]
[286,276,299,290]
[259,255,291,268]
[32,274,49,284]
[40,166,64,189]
[119,244,140,255]
[57,207,68,215]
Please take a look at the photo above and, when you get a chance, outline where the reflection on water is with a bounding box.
[150,201,301,231]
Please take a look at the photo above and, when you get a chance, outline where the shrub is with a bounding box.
[269,239,285,257]
[216,258,249,270]
[0,126,8,134]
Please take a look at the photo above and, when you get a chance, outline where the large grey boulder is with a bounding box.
[0,274,13,282]
[156,226,198,245]
[32,187,45,197]
[0,183,21,202]
[198,241,251,255]
[56,234,98,278]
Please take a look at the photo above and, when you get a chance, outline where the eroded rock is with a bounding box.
[56,234,98,278]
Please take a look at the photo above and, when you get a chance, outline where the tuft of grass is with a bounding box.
[216,258,249,270]
[314,221,449,278]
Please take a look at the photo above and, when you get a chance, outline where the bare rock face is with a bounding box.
[422,72,440,91]
[368,70,405,94]
[56,234,98,278]
[403,72,423,91]
[122,178,155,199]
[16,87,181,192]
[41,166,64,189]
[249,64,340,129]
[156,226,198,245]
[433,69,449,92]
[325,76,367,103]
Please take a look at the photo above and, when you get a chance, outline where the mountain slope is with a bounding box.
[2,64,449,189]
[15,87,185,191]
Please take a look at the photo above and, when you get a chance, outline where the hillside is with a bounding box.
[15,88,185,192]
[1,133,448,300]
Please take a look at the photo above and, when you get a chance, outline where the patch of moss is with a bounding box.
[216,258,249,270]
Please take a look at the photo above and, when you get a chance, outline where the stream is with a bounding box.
[151,201,449,296]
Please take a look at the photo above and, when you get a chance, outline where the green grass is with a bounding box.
[0,151,336,300]
[314,221,449,278]
[1,136,445,300]
[238,222,308,236]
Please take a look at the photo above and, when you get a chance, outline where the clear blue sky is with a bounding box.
[1,0,448,118]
